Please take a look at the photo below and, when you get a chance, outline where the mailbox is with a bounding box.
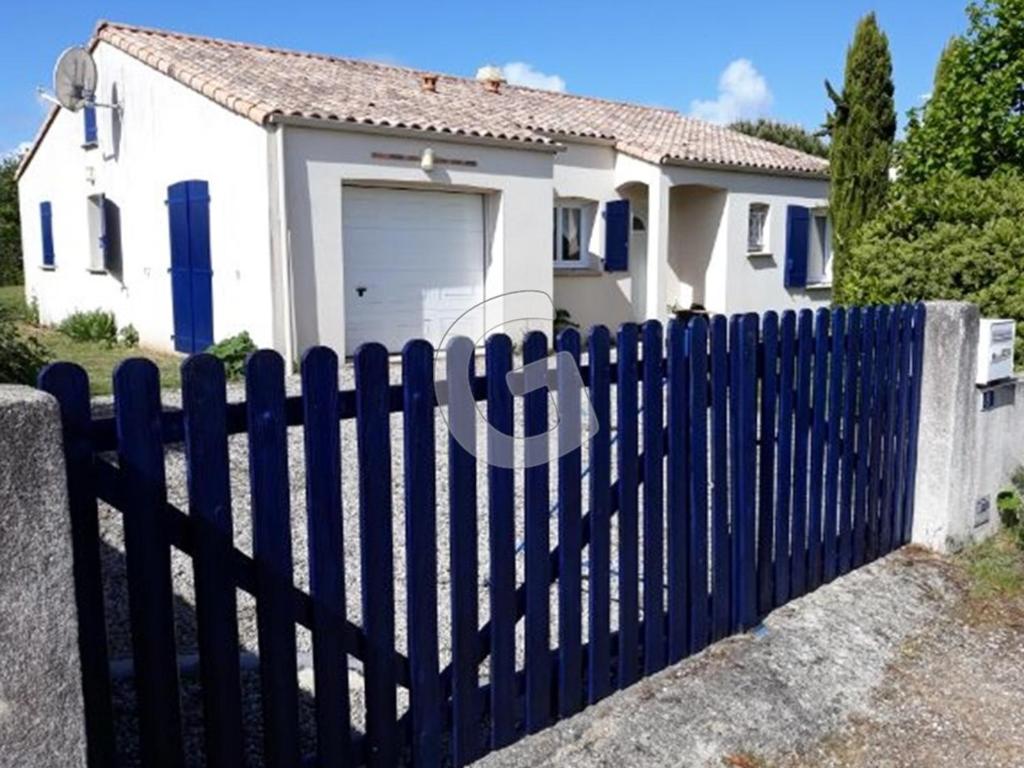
[976,318,1015,385]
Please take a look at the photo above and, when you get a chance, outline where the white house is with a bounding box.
[18,21,832,360]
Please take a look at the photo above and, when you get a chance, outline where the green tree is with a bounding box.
[825,13,897,297]
[900,0,1024,181]
[0,154,22,286]
[728,119,830,158]
[839,170,1024,361]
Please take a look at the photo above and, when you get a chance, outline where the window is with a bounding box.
[748,202,769,253]
[40,202,55,268]
[83,105,98,148]
[553,202,592,267]
[87,194,107,272]
[808,208,833,284]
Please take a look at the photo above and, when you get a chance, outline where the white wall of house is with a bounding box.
[663,164,831,317]
[280,125,556,354]
[18,42,274,353]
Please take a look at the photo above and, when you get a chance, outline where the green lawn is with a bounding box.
[1,285,183,395]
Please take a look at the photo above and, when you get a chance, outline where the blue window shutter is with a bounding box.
[784,205,810,288]
[604,199,630,272]
[168,182,195,352]
[186,180,214,351]
[83,106,98,147]
[40,202,55,267]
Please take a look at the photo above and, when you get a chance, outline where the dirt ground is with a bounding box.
[480,538,1024,768]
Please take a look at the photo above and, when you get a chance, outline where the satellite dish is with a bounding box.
[53,47,97,111]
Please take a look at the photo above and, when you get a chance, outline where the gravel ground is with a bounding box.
[477,546,1024,768]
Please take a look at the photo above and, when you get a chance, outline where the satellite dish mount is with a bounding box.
[38,46,120,114]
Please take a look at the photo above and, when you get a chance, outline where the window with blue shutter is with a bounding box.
[40,202,55,268]
[83,106,98,148]
[604,199,630,272]
[784,205,810,288]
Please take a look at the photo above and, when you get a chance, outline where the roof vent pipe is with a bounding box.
[475,65,505,94]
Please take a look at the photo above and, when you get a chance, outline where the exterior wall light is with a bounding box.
[421,147,435,172]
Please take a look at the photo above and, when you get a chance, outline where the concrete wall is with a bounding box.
[912,302,1024,551]
[0,387,86,768]
[281,125,556,353]
[18,41,275,352]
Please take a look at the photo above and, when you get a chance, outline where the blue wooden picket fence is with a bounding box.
[39,303,925,768]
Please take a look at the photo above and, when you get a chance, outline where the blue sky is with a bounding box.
[2,0,969,156]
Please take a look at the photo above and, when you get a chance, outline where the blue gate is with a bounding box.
[167,180,213,354]
[40,304,926,768]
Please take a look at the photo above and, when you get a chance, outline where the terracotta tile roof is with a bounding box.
[20,21,830,179]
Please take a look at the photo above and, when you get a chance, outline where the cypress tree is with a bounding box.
[826,13,896,299]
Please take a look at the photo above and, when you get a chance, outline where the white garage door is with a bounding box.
[342,186,486,354]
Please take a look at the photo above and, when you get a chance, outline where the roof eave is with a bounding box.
[266,113,566,154]
[660,155,830,181]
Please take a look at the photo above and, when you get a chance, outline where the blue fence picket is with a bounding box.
[756,313,778,618]
[881,308,904,555]
[710,315,730,640]
[791,310,813,598]
[823,309,846,584]
[523,330,552,731]
[485,334,518,743]
[641,320,666,673]
[401,340,442,766]
[666,319,690,661]
[687,317,711,653]
[807,309,830,590]
[774,311,796,606]
[587,326,614,703]
[616,323,641,687]
[113,359,185,768]
[181,355,246,768]
[353,343,398,767]
[447,337,481,766]
[866,307,891,561]
[557,328,585,715]
[853,309,877,568]
[902,304,927,543]
[38,363,117,768]
[245,351,300,768]
[891,306,913,548]
[838,308,861,575]
[732,315,758,630]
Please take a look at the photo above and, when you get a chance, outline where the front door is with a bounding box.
[167,180,214,353]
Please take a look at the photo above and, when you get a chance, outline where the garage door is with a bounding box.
[342,186,486,354]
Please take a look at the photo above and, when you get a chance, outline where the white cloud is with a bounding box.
[690,58,773,124]
[498,62,566,92]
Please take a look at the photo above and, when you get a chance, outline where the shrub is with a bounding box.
[0,308,49,385]
[836,170,1024,364]
[205,332,256,380]
[997,489,1021,529]
[58,310,118,347]
[554,308,579,336]
[118,324,139,348]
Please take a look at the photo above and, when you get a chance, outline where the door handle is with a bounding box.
[356,286,367,297]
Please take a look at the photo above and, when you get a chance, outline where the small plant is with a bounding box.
[58,309,118,347]
[553,308,579,335]
[205,331,256,380]
[0,307,50,385]
[118,324,139,348]
[997,489,1021,530]
[26,297,39,326]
